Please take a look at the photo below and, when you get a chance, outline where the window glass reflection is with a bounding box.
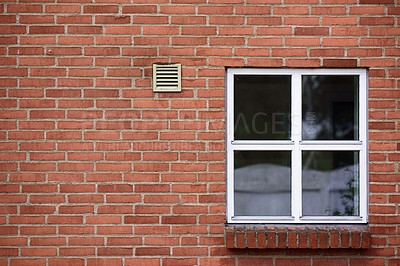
[302,75,359,140]
[234,151,291,216]
[302,151,359,216]
[234,75,291,140]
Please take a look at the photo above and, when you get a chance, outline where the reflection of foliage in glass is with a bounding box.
[331,178,357,216]
[304,154,359,217]
[326,162,358,216]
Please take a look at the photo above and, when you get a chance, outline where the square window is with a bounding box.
[226,69,368,224]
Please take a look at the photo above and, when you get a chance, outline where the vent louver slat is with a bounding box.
[153,63,182,92]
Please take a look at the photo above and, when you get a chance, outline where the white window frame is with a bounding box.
[226,68,368,224]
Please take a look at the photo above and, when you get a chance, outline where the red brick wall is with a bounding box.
[0,0,399,265]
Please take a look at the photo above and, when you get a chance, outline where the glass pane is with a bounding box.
[302,151,359,216]
[302,75,359,140]
[234,151,291,216]
[234,75,291,140]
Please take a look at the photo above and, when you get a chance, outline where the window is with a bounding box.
[226,69,368,224]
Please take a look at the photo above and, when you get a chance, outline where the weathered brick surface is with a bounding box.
[225,226,372,250]
[0,0,399,264]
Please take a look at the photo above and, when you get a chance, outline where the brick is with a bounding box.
[107,237,141,245]
[172,36,207,46]
[286,37,320,46]
[350,6,385,15]
[370,27,400,36]
[360,0,393,3]
[135,225,170,234]
[182,26,216,35]
[95,16,131,24]
[209,15,244,25]
[386,6,400,14]
[30,152,65,161]
[98,247,133,256]
[0,15,16,23]
[295,27,330,36]
[7,4,42,13]
[0,26,26,34]
[10,259,46,265]
[347,48,382,57]
[314,259,347,266]
[143,25,179,35]
[0,237,27,246]
[86,216,121,224]
[104,26,141,35]
[30,237,66,246]
[331,27,368,36]
[248,37,282,46]
[96,58,131,66]
[312,6,346,14]
[319,231,328,249]
[122,47,157,56]
[46,47,82,55]
[322,17,357,25]
[198,6,233,14]
[323,38,358,46]
[96,36,132,45]
[58,57,92,66]
[360,17,395,25]
[20,78,55,87]
[59,205,94,214]
[274,6,308,15]
[9,173,46,182]
[309,48,344,57]
[122,5,157,14]
[362,37,396,47]
[9,47,44,55]
[57,15,92,24]
[68,26,103,34]
[30,68,66,77]
[133,15,168,24]
[361,58,395,67]
[9,216,45,225]
[29,26,64,34]
[0,36,18,44]
[0,58,17,66]
[323,59,357,67]
[21,248,57,256]
[286,59,320,67]
[47,216,85,225]
[59,248,95,256]
[96,78,131,87]
[160,5,195,14]
[285,17,319,25]
[84,5,119,13]
[248,16,282,25]
[236,231,245,248]
[84,47,120,56]
[97,205,132,214]
[125,258,160,266]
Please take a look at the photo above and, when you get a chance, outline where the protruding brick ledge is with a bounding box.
[225,225,370,249]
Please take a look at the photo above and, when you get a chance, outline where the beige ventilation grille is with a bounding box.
[152,63,182,92]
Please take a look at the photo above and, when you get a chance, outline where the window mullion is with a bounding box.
[292,73,302,221]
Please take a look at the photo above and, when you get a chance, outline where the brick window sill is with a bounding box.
[225,225,370,249]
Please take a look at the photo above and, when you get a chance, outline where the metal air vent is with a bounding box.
[152,63,182,92]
